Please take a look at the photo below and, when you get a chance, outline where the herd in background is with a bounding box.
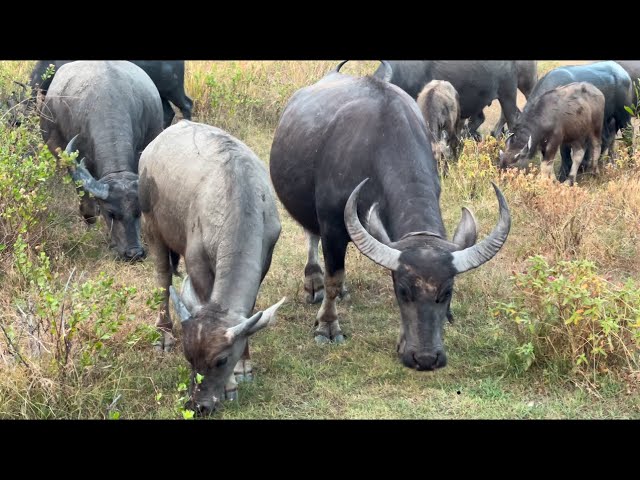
[390,60,639,186]
[8,59,639,415]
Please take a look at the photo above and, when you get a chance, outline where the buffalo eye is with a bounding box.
[215,357,228,368]
[398,285,412,302]
[436,288,452,303]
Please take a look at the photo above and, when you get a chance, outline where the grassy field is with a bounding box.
[1,60,639,419]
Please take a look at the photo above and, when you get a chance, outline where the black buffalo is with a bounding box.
[30,60,192,128]
[41,61,164,261]
[374,61,521,140]
[270,61,511,371]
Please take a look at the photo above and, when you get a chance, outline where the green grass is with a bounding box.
[1,60,640,419]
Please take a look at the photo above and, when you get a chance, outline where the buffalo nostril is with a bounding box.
[124,247,145,261]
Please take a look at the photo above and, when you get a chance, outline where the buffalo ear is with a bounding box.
[70,159,110,200]
[366,202,392,244]
[452,207,478,249]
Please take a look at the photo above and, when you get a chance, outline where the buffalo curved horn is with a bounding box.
[65,135,110,200]
[344,179,401,271]
[169,285,192,323]
[379,61,393,82]
[451,182,511,274]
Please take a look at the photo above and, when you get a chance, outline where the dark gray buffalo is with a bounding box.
[30,60,193,128]
[614,61,640,104]
[499,82,605,186]
[516,61,632,181]
[270,61,511,371]
[375,60,521,140]
[139,120,284,414]
[484,60,538,137]
[41,61,163,261]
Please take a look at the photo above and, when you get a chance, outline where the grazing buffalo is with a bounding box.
[416,80,461,172]
[139,120,284,414]
[518,61,632,181]
[30,60,193,127]
[42,61,163,261]
[375,61,520,140]
[485,60,538,137]
[499,82,605,186]
[270,61,511,371]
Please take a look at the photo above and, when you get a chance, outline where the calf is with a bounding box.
[416,80,461,172]
[499,82,605,186]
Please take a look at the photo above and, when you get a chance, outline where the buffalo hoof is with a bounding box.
[337,290,351,303]
[236,372,254,383]
[314,332,346,344]
[304,269,325,304]
[154,330,175,353]
[224,389,238,401]
[306,289,324,304]
[234,360,253,383]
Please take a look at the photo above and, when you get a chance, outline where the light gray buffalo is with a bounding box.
[416,79,461,172]
[139,120,284,415]
[41,61,163,261]
[499,82,605,185]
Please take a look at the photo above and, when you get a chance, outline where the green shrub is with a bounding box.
[492,255,640,383]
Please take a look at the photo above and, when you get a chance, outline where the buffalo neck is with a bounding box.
[379,175,446,241]
[88,116,137,178]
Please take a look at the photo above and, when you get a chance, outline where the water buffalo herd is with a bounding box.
[17,59,640,414]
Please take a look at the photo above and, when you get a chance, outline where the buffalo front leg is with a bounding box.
[148,239,175,352]
[314,231,348,344]
[466,111,485,141]
[497,88,520,134]
[491,111,508,139]
[540,142,560,181]
[304,229,324,304]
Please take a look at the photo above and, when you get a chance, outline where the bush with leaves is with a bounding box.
[492,255,640,385]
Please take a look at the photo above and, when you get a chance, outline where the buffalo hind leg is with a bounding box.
[304,229,348,304]
[590,136,602,176]
[314,231,348,344]
[565,143,586,186]
[162,98,176,128]
[497,84,520,135]
[304,229,324,304]
[557,144,573,183]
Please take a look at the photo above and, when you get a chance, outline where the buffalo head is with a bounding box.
[65,135,145,261]
[170,280,285,415]
[499,131,533,169]
[344,179,510,371]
